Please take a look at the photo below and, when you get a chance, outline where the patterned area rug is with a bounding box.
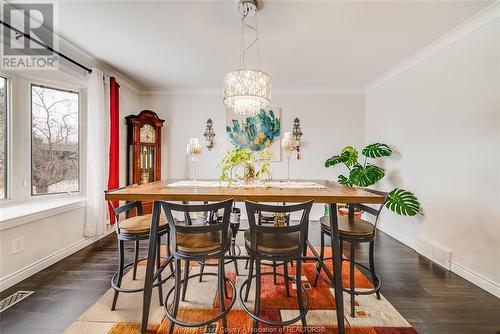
[65,248,418,334]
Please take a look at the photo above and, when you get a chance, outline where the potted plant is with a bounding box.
[324,143,422,217]
[219,149,272,183]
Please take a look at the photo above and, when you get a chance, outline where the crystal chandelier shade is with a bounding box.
[223,69,271,116]
[223,0,272,116]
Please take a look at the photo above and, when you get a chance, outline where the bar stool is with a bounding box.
[161,199,236,334]
[107,201,172,311]
[177,202,239,297]
[240,200,313,330]
[312,190,387,317]
[249,210,294,287]
[198,204,240,284]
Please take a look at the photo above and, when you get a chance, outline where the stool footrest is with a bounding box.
[239,272,309,326]
[164,272,237,328]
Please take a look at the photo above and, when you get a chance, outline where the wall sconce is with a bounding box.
[292,118,303,159]
[203,118,216,150]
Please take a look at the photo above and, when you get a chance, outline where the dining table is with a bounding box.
[104,179,386,334]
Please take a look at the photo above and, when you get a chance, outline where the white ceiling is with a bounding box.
[57,0,492,92]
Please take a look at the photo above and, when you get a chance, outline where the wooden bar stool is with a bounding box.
[258,211,293,285]
[240,200,313,331]
[197,203,240,284]
[161,199,237,334]
[107,201,172,311]
[313,189,387,317]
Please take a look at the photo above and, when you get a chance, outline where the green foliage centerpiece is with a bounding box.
[325,143,422,216]
[219,149,272,184]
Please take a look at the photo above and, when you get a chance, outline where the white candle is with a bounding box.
[187,138,202,155]
[281,132,296,150]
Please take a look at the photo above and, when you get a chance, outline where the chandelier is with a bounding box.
[223,0,271,116]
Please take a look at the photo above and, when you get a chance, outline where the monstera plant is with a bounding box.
[325,143,422,216]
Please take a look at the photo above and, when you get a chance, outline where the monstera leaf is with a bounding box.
[337,174,352,186]
[341,146,359,166]
[348,164,385,187]
[385,188,422,216]
[325,154,346,167]
[362,143,392,158]
[325,146,358,168]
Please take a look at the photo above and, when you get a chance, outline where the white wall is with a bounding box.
[139,93,365,180]
[365,17,500,296]
[139,92,365,217]
[118,84,141,187]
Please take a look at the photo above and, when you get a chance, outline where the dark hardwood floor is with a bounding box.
[1,221,499,334]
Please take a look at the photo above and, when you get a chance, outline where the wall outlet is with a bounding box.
[12,237,24,254]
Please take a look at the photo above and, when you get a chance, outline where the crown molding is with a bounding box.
[364,1,500,93]
[139,86,363,95]
[1,2,143,93]
[55,39,142,93]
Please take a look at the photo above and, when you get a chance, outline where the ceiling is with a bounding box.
[56,1,492,92]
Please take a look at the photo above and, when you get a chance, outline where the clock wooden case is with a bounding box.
[126,110,165,188]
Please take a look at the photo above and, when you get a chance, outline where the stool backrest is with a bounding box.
[107,201,143,234]
[348,188,388,235]
[108,201,143,218]
[245,200,313,256]
[161,199,234,254]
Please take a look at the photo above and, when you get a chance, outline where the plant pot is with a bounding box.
[243,164,256,183]
[338,207,363,219]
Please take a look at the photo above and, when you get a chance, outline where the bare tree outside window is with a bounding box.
[0,77,6,199]
[31,85,79,195]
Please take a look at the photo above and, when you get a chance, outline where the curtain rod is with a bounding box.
[0,19,93,74]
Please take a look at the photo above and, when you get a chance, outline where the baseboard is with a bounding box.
[375,223,417,250]
[379,226,500,298]
[450,261,500,298]
[417,237,452,271]
[0,228,114,292]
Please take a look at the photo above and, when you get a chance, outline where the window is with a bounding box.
[31,84,79,195]
[0,77,7,199]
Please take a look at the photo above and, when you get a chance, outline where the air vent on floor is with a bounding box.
[0,291,34,312]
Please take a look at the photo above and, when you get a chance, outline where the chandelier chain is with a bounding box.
[223,1,271,116]
[240,10,259,68]
[255,14,261,68]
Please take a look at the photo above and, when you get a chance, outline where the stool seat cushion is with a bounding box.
[320,215,375,237]
[176,229,231,253]
[244,229,300,255]
[118,214,168,234]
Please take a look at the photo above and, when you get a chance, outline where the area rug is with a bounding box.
[64,248,418,334]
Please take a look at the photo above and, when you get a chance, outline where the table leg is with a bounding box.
[141,201,161,333]
[329,203,345,334]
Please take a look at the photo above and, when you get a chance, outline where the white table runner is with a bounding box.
[167,180,326,189]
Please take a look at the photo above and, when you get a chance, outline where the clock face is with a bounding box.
[140,124,155,143]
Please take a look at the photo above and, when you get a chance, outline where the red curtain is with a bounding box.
[108,77,120,224]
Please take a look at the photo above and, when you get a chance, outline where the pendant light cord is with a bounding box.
[240,10,259,69]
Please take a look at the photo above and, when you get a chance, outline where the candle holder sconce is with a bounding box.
[292,118,303,159]
[203,118,216,150]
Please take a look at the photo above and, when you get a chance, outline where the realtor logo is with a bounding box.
[1,3,57,70]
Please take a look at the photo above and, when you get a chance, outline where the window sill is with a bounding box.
[0,197,87,231]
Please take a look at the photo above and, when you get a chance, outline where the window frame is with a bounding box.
[29,83,81,197]
[0,76,9,201]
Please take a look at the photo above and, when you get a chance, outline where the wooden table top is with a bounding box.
[104,179,385,204]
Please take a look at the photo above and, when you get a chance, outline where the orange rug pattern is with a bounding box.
[65,248,418,334]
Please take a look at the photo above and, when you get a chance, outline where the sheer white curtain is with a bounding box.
[84,68,110,236]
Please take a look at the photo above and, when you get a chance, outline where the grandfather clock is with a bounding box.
[126,110,164,187]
